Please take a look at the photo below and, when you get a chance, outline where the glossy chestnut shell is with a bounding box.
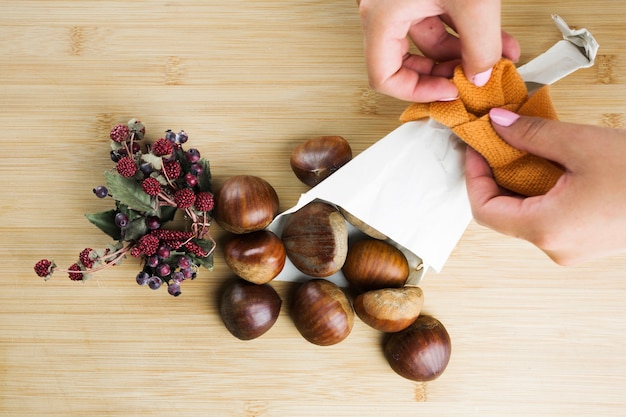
[291,279,354,346]
[219,278,282,340]
[223,230,286,284]
[290,136,352,187]
[281,202,348,277]
[384,315,451,382]
[342,238,409,291]
[214,175,279,234]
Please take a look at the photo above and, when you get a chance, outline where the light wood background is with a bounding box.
[2,1,625,416]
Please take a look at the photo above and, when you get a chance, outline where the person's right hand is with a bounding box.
[357,0,521,102]
[465,108,626,266]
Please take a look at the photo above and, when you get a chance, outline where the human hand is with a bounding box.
[357,0,520,102]
[465,108,626,265]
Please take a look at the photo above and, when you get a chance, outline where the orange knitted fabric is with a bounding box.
[399,59,564,196]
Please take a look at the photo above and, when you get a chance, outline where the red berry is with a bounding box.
[184,241,209,257]
[133,234,160,257]
[141,177,161,196]
[151,229,193,242]
[34,259,54,278]
[116,157,137,178]
[194,191,214,212]
[151,138,174,156]
[162,161,181,180]
[79,248,95,268]
[68,263,84,281]
[110,124,130,143]
[174,188,196,209]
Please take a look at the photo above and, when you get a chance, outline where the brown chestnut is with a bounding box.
[384,315,451,382]
[214,175,279,234]
[223,230,286,284]
[219,278,282,340]
[339,206,387,240]
[353,286,424,333]
[291,279,354,346]
[290,135,352,187]
[281,201,348,277]
[342,238,409,291]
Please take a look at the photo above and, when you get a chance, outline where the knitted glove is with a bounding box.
[400,58,564,196]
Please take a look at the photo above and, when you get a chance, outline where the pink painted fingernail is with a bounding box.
[489,108,520,127]
[438,96,459,102]
[472,68,493,87]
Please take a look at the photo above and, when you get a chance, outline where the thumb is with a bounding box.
[489,108,584,166]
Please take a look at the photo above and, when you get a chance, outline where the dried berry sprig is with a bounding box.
[34,119,215,297]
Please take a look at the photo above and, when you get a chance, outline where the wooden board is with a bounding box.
[1,1,626,415]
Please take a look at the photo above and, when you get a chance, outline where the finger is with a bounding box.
[402,54,458,79]
[408,16,462,63]
[446,0,503,81]
[366,45,458,102]
[489,109,587,167]
[465,147,538,238]
[501,30,521,63]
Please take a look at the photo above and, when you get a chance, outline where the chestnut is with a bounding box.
[219,278,282,340]
[342,238,409,291]
[291,279,354,346]
[339,206,387,240]
[384,315,451,382]
[214,175,279,234]
[290,135,352,187]
[353,286,424,333]
[223,230,286,284]
[281,201,348,277]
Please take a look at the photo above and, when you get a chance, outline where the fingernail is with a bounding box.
[489,108,520,127]
[438,96,459,102]
[472,68,493,87]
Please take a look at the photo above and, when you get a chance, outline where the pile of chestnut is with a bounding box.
[214,136,451,383]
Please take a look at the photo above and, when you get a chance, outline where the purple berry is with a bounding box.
[156,263,171,277]
[114,212,129,228]
[140,162,153,176]
[186,148,200,163]
[177,256,191,269]
[131,142,141,154]
[168,282,181,297]
[190,163,203,176]
[146,216,161,230]
[93,185,108,198]
[148,276,163,290]
[146,255,159,268]
[184,173,198,187]
[157,245,171,259]
[136,271,150,286]
[176,130,188,144]
[110,150,122,162]
[171,271,185,283]
[182,268,196,280]
[165,130,177,142]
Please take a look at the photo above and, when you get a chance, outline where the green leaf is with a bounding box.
[160,205,178,224]
[197,158,212,192]
[191,252,214,270]
[85,210,121,240]
[105,171,156,214]
[123,217,148,242]
[190,238,215,270]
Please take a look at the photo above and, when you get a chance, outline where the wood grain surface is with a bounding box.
[2,1,626,416]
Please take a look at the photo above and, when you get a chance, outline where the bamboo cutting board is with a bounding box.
[1,1,626,416]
